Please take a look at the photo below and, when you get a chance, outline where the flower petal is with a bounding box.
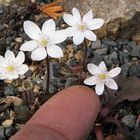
[0,56,7,67]
[66,27,77,37]
[87,18,104,30]
[0,73,7,80]
[15,51,25,65]
[24,21,41,40]
[47,45,63,58]
[105,79,118,90]
[42,19,55,36]
[95,82,104,95]
[84,76,97,86]
[87,63,101,75]
[17,64,29,75]
[31,47,47,61]
[99,61,107,72]
[84,30,97,41]
[108,67,121,78]
[82,10,93,23]
[20,40,38,52]
[72,7,81,22]
[63,14,78,26]
[51,30,67,44]
[7,73,19,80]
[73,31,84,45]
[5,50,15,62]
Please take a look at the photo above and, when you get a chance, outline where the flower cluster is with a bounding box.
[0,7,121,95]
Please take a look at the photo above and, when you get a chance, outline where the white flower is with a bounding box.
[63,7,104,45]
[84,61,121,95]
[20,19,67,61]
[0,50,29,80]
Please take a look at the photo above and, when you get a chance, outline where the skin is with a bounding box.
[11,85,100,140]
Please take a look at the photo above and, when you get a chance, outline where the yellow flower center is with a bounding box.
[7,66,15,72]
[40,38,48,47]
[98,73,107,80]
[78,24,86,31]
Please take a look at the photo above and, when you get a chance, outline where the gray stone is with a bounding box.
[0,126,5,140]
[4,85,16,96]
[63,0,140,39]
[129,64,140,77]
[50,77,64,88]
[91,53,104,65]
[65,77,78,88]
[130,46,140,57]
[104,55,113,67]
[0,23,4,31]
[121,114,136,128]
[4,126,16,137]
[0,4,4,14]
[121,64,130,76]
[49,84,57,94]
[110,52,119,64]
[91,39,101,49]
[94,48,108,55]
[102,38,117,46]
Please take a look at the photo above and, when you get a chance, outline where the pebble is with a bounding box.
[130,46,140,57]
[0,126,5,140]
[110,52,119,64]
[121,64,130,76]
[121,114,136,128]
[14,105,31,123]
[0,4,4,14]
[4,126,16,137]
[129,64,140,77]
[4,85,16,96]
[65,77,78,88]
[94,48,108,55]
[91,39,101,49]
[49,84,57,94]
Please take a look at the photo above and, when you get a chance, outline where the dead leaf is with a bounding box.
[107,75,140,107]
[2,119,13,128]
[39,0,64,19]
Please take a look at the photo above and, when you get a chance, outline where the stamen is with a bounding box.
[98,73,107,80]
[7,66,14,72]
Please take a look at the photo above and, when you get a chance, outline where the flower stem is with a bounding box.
[82,40,87,71]
[46,55,50,94]
[95,124,104,140]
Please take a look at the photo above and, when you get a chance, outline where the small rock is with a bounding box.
[0,23,4,31]
[0,4,4,14]
[110,52,119,64]
[50,77,64,88]
[6,96,23,107]
[130,46,140,57]
[117,39,129,45]
[4,126,16,137]
[104,55,113,67]
[0,126,5,140]
[94,48,108,55]
[121,114,136,128]
[4,85,16,96]
[49,84,57,94]
[102,38,117,46]
[91,39,101,49]
[2,119,13,128]
[15,37,23,43]
[92,53,104,65]
[14,105,31,123]
[121,64,130,76]
[129,64,140,77]
[65,77,77,88]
